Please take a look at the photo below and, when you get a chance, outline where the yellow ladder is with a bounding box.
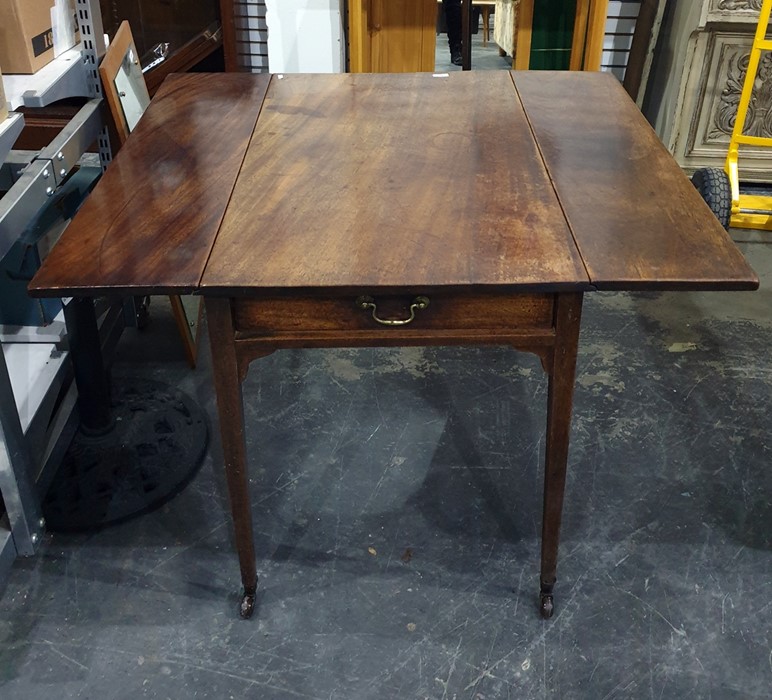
[726,0,772,230]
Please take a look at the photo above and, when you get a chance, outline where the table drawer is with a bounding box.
[233,292,554,336]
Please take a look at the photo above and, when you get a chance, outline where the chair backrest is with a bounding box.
[99,21,151,148]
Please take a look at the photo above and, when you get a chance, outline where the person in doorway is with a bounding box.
[442,0,463,66]
[442,1,480,67]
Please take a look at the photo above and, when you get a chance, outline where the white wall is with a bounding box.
[265,0,344,73]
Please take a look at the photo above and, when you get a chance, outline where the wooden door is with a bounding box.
[348,0,437,72]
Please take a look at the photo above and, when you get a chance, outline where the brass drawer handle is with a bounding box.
[355,295,430,326]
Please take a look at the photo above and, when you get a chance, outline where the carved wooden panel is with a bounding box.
[645,0,770,178]
[705,0,764,25]
[674,31,772,179]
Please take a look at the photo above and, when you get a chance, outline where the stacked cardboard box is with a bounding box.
[0,66,8,122]
[0,0,77,74]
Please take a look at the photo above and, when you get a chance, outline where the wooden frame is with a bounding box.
[569,0,591,69]
[515,0,609,71]
[101,20,225,105]
[514,0,535,69]
[348,0,437,72]
[144,23,224,97]
[583,0,610,71]
[98,22,203,369]
[219,0,239,72]
[623,0,667,103]
[99,21,149,147]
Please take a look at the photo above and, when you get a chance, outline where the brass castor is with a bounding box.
[540,594,554,619]
[239,590,256,619]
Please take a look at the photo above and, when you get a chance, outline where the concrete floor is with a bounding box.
[435,16,514,73]
[1,24,771,696]
[0,234,770,698]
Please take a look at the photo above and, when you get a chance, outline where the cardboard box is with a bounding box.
[0,64,8,122]
[0,66,8,122]
[0,1,76,74]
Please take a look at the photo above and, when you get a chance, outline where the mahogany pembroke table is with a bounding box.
[29,71,758,619]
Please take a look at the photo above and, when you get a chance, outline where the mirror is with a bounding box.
[113,45,150,134]
[99,21,151,145]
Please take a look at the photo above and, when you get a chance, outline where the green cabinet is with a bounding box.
[530,0,577,70]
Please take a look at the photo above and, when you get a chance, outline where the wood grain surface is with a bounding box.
[29,73,271,297]
[232,292,555,335]
[201,72,589,294]
[513,71,758,291]
[29,71,758,299]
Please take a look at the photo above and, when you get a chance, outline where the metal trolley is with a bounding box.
[692,0,772,231]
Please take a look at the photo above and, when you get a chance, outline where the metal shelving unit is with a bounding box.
[0,0,108,586]
[3,47,90,110]
[0,114,25,167]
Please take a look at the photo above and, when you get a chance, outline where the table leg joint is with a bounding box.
[236,348,275,384]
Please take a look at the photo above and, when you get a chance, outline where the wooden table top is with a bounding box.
[30,73,271,297]
[29,71,758,298]
[202,72,587,294]
[515,72,755,290]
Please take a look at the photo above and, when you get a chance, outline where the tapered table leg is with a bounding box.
[206,297,258,618]
[540,292,583,619]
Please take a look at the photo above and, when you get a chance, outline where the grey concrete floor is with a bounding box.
[435,19,514,73]
[0,234,770,698]
[1,25,771,692]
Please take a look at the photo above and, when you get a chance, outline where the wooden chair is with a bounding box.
[99,22,203,369]
[473,1,494,47]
